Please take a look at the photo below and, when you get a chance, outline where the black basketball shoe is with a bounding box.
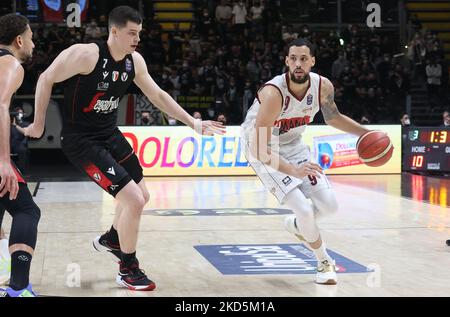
[116,259,156,291]
[93,233,121,262]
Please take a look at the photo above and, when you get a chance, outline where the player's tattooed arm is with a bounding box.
[320,77,340,122]
[320,76,370,136]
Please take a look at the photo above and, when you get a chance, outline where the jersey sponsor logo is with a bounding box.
[82,92,120,114]
[125,58,132,72]
[302,106,312,113]
[282,176,292,186]
[97,82,109,91]
[102,71,109,79]
[93,97,120,113]
[306,94,313,105]
[112,71,119,82]
[273,116,311,134]
[121,72,128,82]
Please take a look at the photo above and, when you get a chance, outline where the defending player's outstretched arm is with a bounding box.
[320,77,369,137]
[25,44,98,138]
[132,51,225,136]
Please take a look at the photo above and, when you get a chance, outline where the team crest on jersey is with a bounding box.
[306,94,313,105]
[125,58,132,72]
[121,72,128,82]
[112,71,119,82]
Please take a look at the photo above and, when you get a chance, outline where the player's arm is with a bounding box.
[12,121,27,136]
[133,52,224,135]
[0,56,24,199]
[320,77,369,136]
[25,44,98,138]
[250,86,322,179]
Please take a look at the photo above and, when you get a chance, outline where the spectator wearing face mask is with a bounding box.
[442,110,450,127]
[360,114,371,124]
[193,111,202,120]
[140,111,154,126]
[167,115,178,126]
[400,113,411,127]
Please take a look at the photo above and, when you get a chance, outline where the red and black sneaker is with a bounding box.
[93,234,121,263]
[116,260,156,291]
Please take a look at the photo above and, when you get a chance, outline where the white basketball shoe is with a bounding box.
[316,259,337,285]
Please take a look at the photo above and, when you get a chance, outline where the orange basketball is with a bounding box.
[356,131,394,167]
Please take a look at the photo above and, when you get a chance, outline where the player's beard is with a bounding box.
[290,68,309,84]
[20,51,33,64]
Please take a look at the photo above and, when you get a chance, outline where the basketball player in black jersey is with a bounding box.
[26,6,224,291]
[0,13,41,297]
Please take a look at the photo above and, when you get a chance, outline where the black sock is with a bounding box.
[10,250,32,291]
[105,225,119,246]
[121,251,136,268]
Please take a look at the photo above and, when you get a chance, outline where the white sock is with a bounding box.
[312,240,332,263]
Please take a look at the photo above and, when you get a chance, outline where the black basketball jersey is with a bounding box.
[0,48,13,58]
[0,48,18,106]
[63,41,135,136]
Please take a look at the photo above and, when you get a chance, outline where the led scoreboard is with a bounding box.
[403,127,450,172]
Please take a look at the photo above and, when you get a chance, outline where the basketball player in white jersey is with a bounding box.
[241,38,370,284]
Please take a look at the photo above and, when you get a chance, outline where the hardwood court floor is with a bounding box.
[1,174,449,297]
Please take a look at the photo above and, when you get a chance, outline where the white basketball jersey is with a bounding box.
[241,71,322,146]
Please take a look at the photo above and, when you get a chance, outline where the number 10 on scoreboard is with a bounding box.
[412,155,424,168]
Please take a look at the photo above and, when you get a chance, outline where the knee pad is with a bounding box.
[285,189,315,219]
[120,154,143,184]
[310,189,339,217]
[9,203,40,249]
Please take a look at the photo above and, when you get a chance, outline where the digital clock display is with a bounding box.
[418,130,448,143]
[404,127,450,172]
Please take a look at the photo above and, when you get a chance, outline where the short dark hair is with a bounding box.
[108,6,142,30]
[286,38,316,57]
[0,14,29,45]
